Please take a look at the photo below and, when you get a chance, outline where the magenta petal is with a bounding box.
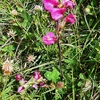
[18,86,24,93]
[50,8,66,20]
[45,32,55,37]
[43,0,59,6]
[51,11,63,20]
[32,84,38,89]
[15,74,22,81]
[65,14,76,24]
[34,70,41,80]
[62,0,75,9]
[62,0,69,4]
[43,0,59,12]
[39,82,45,86]
[43,2,54,12]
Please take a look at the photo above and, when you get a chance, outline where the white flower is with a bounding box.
[34,5,43,11]
[82,79,92,92]
[27,55,36,63]
[7,30,16,39]
[11,9,18,16]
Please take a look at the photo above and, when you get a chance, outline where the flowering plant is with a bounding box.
[42,0,76,77]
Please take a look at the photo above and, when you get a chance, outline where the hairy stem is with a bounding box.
[58,39,62,78]
[56,21,63,79]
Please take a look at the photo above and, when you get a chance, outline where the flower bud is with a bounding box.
[64,14,76,25]
[84,7,90,15]
[18,86,24,93]
[15,74,22,81]
[59,20,66,30]
[32,84,38,89]
[33,70,41,80]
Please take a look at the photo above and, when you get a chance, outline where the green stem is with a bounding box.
[84,14,90,31]
[2,76,9,93]
[72,67,75,100]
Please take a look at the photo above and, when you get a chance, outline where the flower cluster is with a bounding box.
[42,0,76,45]
[43,0,76,21]
[15,71,46,93]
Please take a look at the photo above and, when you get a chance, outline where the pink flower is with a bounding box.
[33,70,41,80]
[18,86,24,93]
[32,84,38,89]
[64,14,76,24]
[39,82,45,86]
[62,0,75,9]
[43,0,59,12]
[15,74,22,81]
[43,0,75,20]
[42,32,57,45]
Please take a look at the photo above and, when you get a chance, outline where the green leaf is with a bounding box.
[79,73,85,80]
[0,41,4,45]
[22,11,30,20]
[51,68,60,83]
[77,81,82,87]
[1,87,12,100]
[17,6,23,12]
[44,71,52,81]
[21,11,31,28]
[44,68,60,83]
[8,45,15,51]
